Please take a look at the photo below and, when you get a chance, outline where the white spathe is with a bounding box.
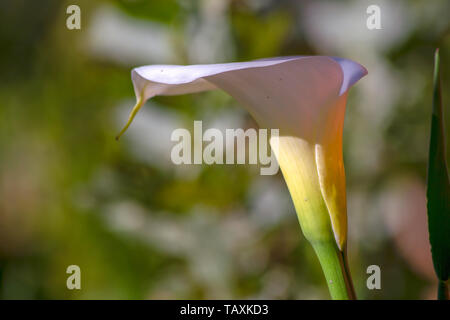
[121,56,367,250]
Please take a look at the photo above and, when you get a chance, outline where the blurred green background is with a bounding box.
[0,0,449,299]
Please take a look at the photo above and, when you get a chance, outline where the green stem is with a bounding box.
[438,280,449,300]
[311,241,356,300]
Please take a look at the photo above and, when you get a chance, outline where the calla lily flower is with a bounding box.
[117,56,367,299]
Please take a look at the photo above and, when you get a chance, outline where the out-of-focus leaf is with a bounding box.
[426,49,450,298]
[231,10,291,59]
[112,0,181,24]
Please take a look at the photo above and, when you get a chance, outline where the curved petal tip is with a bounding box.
[331,57,368,95]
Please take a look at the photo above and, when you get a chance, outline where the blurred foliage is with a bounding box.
[112,0,181,24]
[0,0,449,299]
